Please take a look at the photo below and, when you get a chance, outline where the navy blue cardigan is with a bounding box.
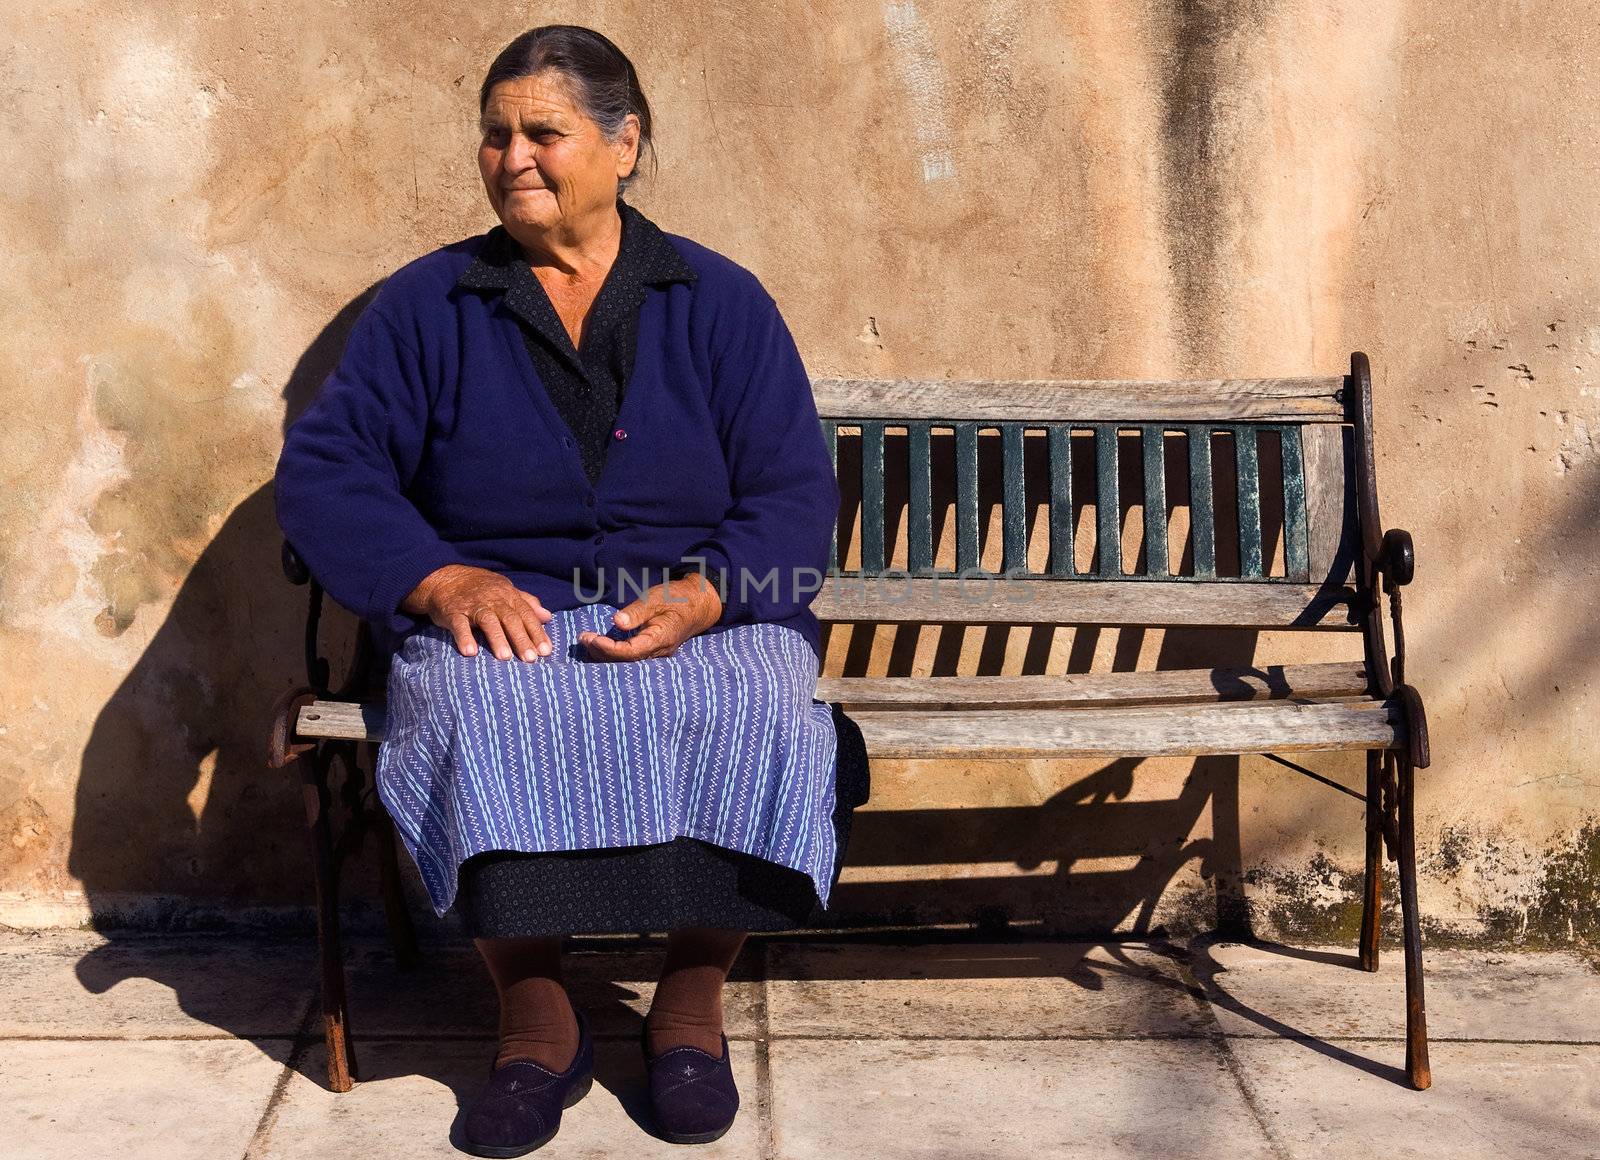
[273,216,839,663]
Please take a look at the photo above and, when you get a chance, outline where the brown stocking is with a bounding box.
[644,926,749,1059]
[474,935,580,1072]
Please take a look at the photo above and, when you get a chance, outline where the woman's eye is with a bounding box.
[480,127,558,147]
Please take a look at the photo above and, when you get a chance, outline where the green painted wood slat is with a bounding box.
[1142,425,1169,578]
[1232,424,1264,579]
[1095,426,1121,577]
[1002,424,1028,573]
[955,423,980,572]
[1280,424,1311,582]
[822,419,838,574]
[1047,424,1074,576]
[1188,425,1216,580]
[908,422,933,575]
[860,420,886,575]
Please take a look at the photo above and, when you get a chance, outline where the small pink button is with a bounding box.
[613,427,628,440]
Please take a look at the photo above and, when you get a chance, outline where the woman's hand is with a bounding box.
[401,564,554,661]
[577,574,723,661]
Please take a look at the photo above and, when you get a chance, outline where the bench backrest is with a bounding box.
[812,356,1368,631]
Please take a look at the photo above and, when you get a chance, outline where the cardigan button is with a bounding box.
[593,533,604,544]
[613,427,627,440]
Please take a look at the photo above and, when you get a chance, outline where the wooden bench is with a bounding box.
[269,350,1432,1093]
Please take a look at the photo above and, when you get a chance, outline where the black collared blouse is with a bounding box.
[455,197,693,485]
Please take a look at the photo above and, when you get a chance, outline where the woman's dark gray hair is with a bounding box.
[479,25,656,197]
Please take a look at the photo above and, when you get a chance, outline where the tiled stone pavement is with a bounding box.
[4,929,1599,1158]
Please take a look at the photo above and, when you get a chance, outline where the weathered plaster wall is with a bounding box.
[1,1,1595,944]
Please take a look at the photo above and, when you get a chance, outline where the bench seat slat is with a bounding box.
[815,577,1358,627]
[849,698,1403,760]
[297,700,386,742]
[297,665,1388,755]
[815,661,1368,710]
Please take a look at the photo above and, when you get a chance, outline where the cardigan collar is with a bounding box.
[455,199,695,371]
[456,199,696,295]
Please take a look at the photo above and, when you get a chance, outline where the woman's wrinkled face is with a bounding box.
[478,70,638,242]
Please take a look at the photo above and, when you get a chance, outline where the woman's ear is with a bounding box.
[615,113,641,179]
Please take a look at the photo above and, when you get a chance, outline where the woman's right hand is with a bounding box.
[400,564,554,662]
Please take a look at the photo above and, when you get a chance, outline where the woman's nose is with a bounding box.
[503,133,539,173]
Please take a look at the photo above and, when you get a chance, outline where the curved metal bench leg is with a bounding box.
[270,688,358,1092]
[1359,749,1384,972]
[302,743,359,1092]
[1396,750,1432,1089]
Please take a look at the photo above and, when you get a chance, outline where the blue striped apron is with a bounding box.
[374,602,840,918]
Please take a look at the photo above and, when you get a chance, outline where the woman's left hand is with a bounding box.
[577,574,724,661]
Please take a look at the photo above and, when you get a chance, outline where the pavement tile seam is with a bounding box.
[237,992,319,1160]
[0,1032,307,1041]
[33,1032,1600,1045]
[763,1031,1232,1041]
[1204,1031,1294,1160]
[752,940,777,1160]
[1170,934,1294,1160]
[320,1032,1228,1045]
[1207,1034,1600,1046]
[241,1035,315,1160]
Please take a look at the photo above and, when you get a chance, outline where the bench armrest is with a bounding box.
[1378,528,1414,588]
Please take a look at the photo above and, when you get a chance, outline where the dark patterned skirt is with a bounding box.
[455,704,871,937]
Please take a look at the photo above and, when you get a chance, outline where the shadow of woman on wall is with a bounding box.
[62,288,416,1049]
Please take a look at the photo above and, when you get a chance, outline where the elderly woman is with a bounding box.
[274,24,866,1155]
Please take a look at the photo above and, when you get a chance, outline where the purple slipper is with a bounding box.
[640,1026,740,1144]
[462,1009,594,1157]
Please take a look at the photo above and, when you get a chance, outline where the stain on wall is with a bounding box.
[1156,0,1264,361]
[1,1,1597,951]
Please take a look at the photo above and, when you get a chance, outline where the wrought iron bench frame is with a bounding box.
[268,350,1431,1093]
